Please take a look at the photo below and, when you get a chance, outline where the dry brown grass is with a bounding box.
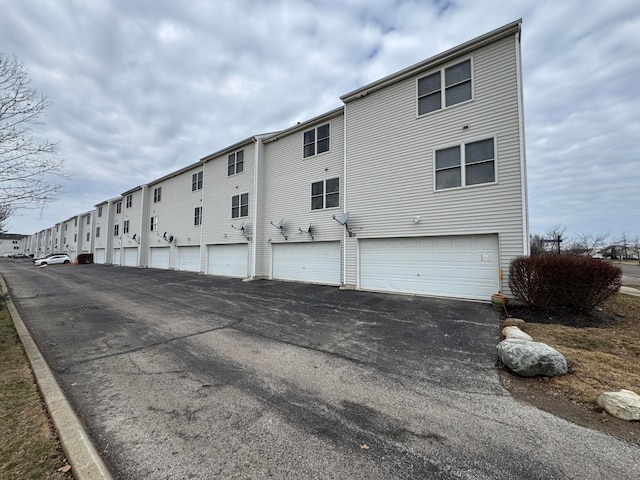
[514,294,640,406]
[0,306,71,479]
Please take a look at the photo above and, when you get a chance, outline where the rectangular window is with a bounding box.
[227,150,244,176]
[114,224,119,236]
[192,171,203,191]
[74,234,77,242]
[150,216,158,232]
[231,193,249,218]
[418,59,472,115]
[435,138,495,190]
[311,177,340,210]
[116,202,122,214]
[96,227,101,238]
[74,218,78,226]
[194,206,202,226]
[98,206,102,217]
[153,187,161,203]
[123,220,130,234]
[86,232,90,241]
[86,216,90,225]
[126,194,132,208]
[303,124,330,158]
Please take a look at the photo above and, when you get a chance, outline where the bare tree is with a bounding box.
[574,231,609,257]
[529,233,545,255]
[0,53,64,219]
[615,232,631,261]
[545,224,566,254]
[0,203,11,233]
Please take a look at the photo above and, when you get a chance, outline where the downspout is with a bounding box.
[139,187,147,267]
[199,162,205,273]
[250,137,260,279]
[515,25,529,256]
[343,105,348,286]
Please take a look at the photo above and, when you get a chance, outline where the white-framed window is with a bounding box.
[192,171,203,191]
[98,206,103,217]
[303,123,330,158]
[194,206,202,226]
[123,220,130,234]
[311,177,340,210]
[86,216,90,225]
[96,227,101,238]
[150,216,158,232]
[153,187,161,203]
[74,218,78,226]
[231,193,248,218]
[434,137,496,190]
[65,224,68,231]
[116,202,122,214]
[114,224,119,236]
[74,233,77,242]
[227,150,244,176]
[126,194,132,208]
[417,59,472,116]
[86,232,90,241]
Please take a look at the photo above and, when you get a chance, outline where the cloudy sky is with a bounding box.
[1,0,639,243]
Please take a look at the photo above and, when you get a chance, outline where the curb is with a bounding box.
[0,274,113,480]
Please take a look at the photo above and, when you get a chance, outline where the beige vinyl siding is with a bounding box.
[344,34,524,294]
[258,112,345,281]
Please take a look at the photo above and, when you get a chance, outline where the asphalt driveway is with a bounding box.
[2,260,639,479]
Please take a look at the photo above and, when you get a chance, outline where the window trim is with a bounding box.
[310,177,340,211]
[194,206,202,226]
[150,216,158,232]
[417,57,474,117]
[125,194,132,208]
[114,224,119,237]
[116,202,122,214]
[227,150,245,176]
[433,136,497,191]
[231,193,249,219]
[96,226,101,238]
[303,123,331,158]
[123,220,130,234]
[192,171,203,191]
[153,187,162,203]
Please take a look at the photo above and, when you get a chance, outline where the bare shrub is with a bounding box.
[509,255,622,313]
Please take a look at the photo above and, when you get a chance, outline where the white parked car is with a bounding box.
[34,254,72,266]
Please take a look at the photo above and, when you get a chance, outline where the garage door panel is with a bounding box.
[95,248,105,264]
[150,247,170,270]
[124,247,138,267]
[207,244,247,278]
[113,248,120,265]
[360,235,499,300]
[178,246,201,272]
[272,242,340,286]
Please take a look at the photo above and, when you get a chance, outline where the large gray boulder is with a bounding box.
[497,339,568,377]
[597,390,640,421]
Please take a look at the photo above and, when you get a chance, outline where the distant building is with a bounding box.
[0,233,29,256]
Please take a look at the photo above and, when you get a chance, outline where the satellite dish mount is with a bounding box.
[298,224,314,240]
[231,221,251,241]
[333,211,354,237]
[270,219,287,240]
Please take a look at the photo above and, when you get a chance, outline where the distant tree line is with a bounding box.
[530,225,640,262]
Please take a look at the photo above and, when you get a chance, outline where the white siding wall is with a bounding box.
[93,203,110,263]
[344,34,525,294]
[258,112,345,280]
[121,189,145,265]
[201,142,255,277]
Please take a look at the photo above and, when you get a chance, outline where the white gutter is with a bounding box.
[251,137,260,279]
[515,25,529,256]
[199,162,205,273]
[342,99,348,286]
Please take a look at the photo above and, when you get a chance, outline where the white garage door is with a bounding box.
[272,241,341,286]
[207,244,248,278]
[359,235,499,300]
[178,246,201,272]
[95,248,106,264]
[123,247,138,267]
[150,247,170,270]
[112,248,121,265]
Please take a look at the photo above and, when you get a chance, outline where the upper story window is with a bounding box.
[194,206,202,226]
[98,206,102,217]
[231,193,249,218]
[126,194,132,208]
[74,233,77,242]
[192,171,203,191]
[303,124,330,158]
[150,216,158,232]
[418,59,472,116]
[86,216,90,225]
[74,218,78,226]
[227,150,244,176]
[86,232,90,241]
[116,202,122,214]
[311,177,340,210]
[434,137,495,190]
[153,187,162,203]
[123,220,130,234]
[114,224,119,236]
[96,226,101,238]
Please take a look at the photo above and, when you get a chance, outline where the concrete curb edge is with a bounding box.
[0,274,113,480]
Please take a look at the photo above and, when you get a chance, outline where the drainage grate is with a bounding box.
[73,305,104,313]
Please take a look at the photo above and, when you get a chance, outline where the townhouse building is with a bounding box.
[28,20,527,300]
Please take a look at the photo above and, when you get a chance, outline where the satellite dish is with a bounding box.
[169,235,174,243]
[333,211,350,225]
[163,232,167,239]
[271,219,284,229]
[239,221,245,230]
[132,234,137,240]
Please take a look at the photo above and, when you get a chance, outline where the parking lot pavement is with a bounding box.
[2,260,639,479]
